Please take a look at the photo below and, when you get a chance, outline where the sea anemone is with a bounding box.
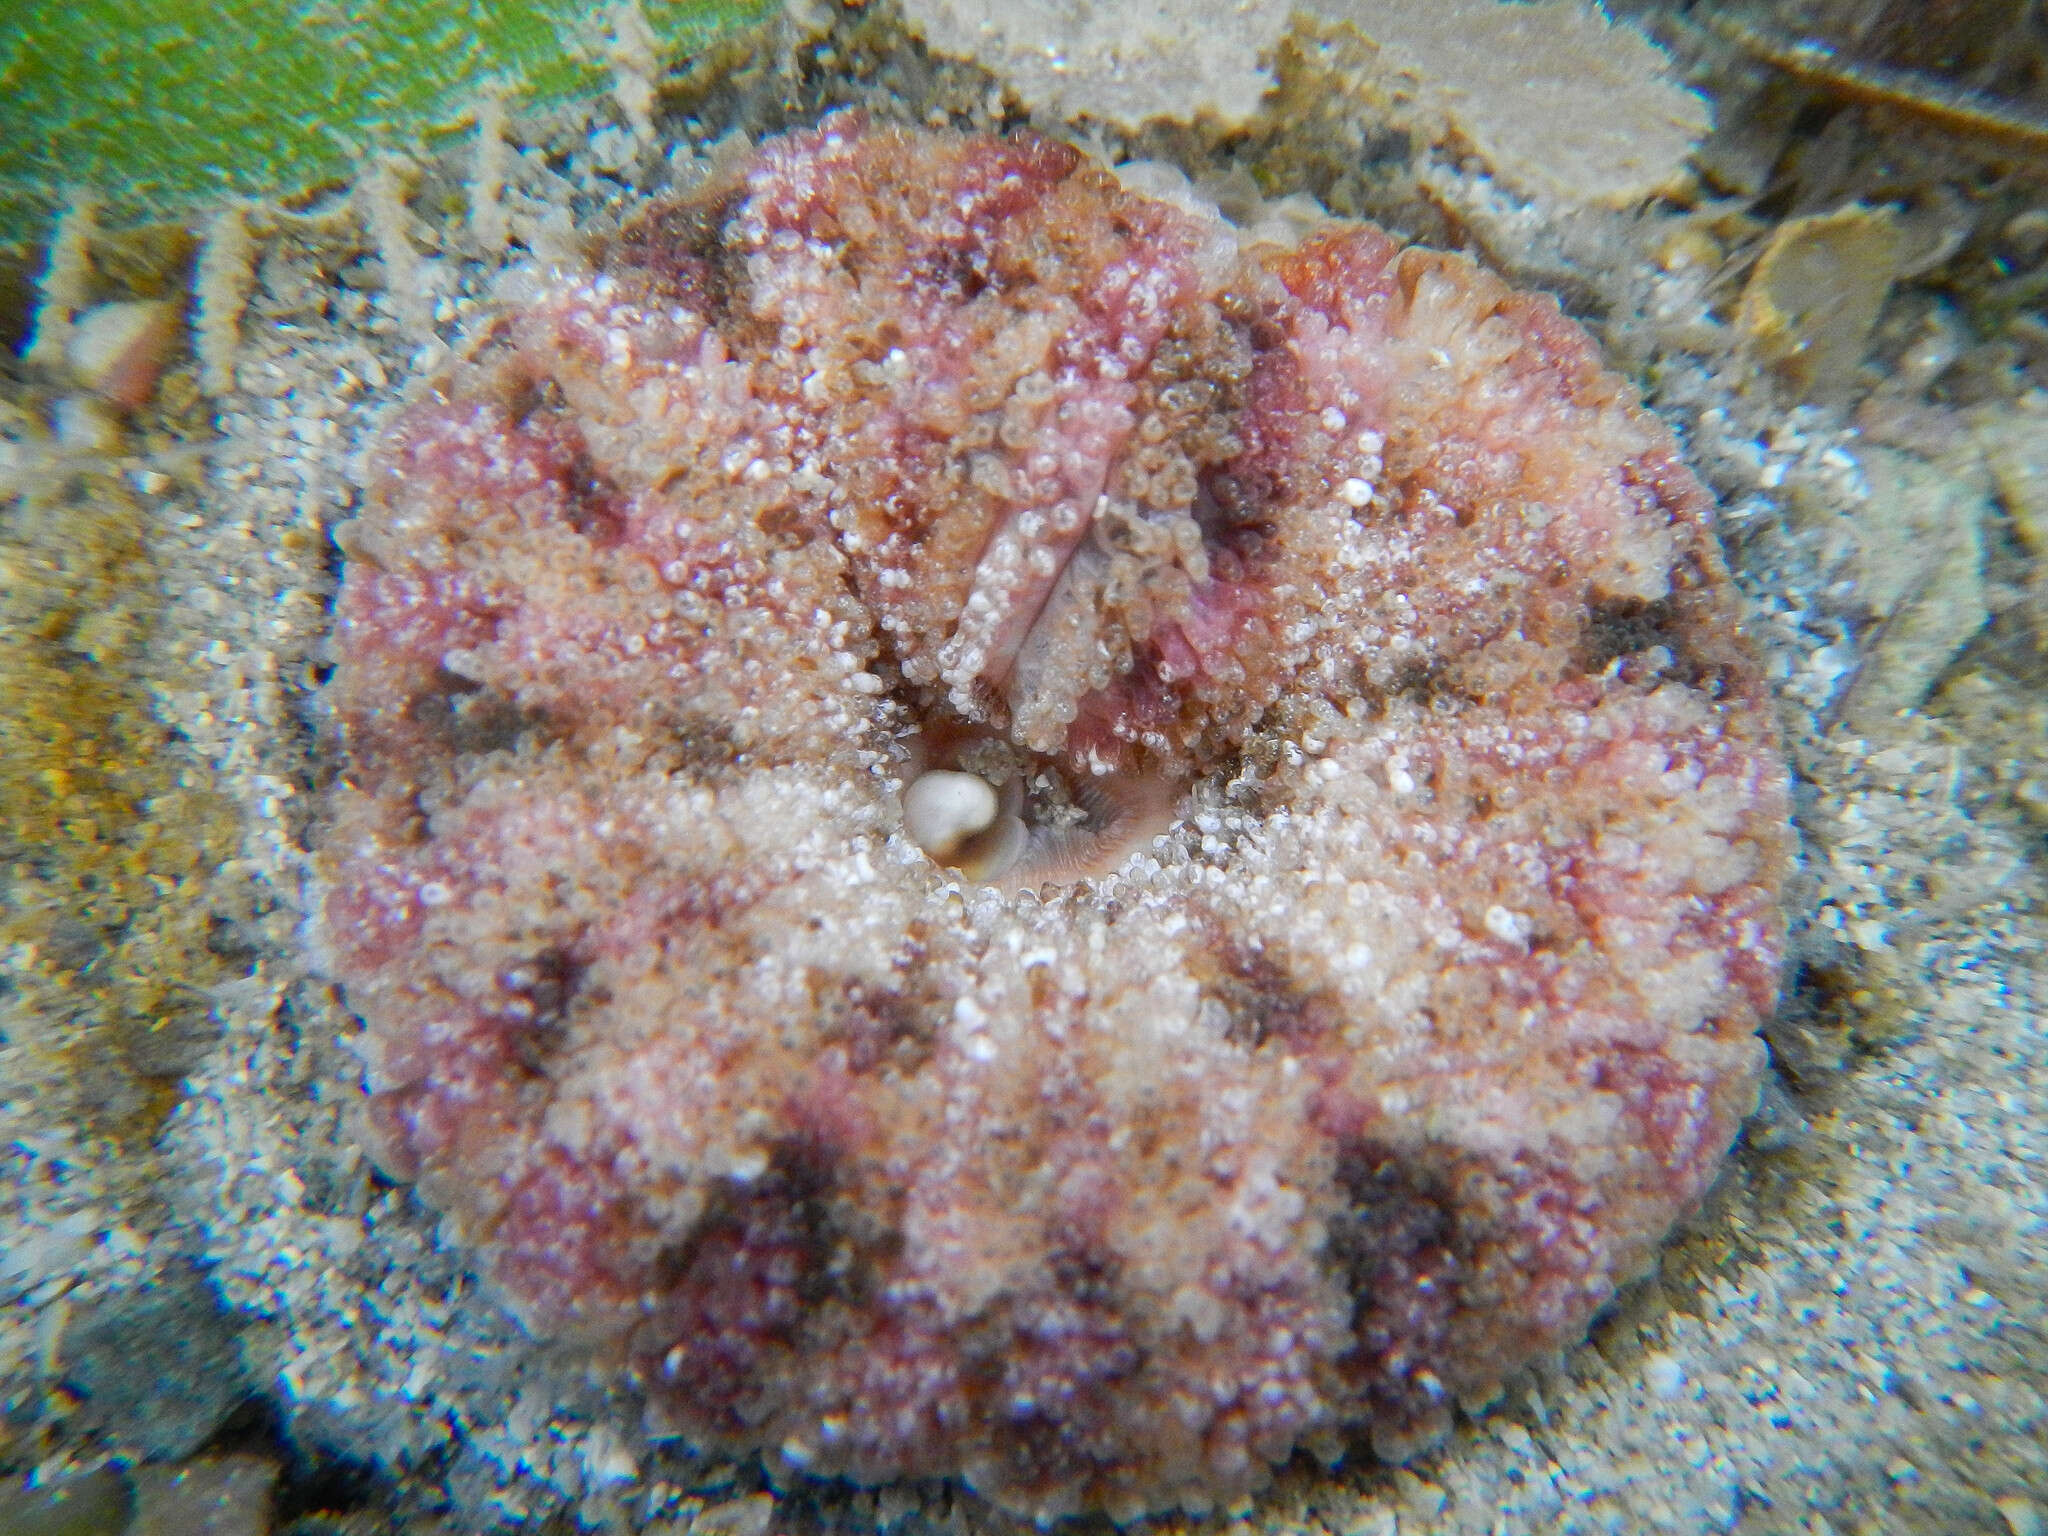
[313,111,1791,1522]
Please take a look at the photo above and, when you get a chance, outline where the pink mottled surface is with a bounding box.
[314,113,1791,1521]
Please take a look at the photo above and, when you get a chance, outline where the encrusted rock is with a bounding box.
[313,113,1791,1521]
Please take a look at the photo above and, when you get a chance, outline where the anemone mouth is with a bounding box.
[899,748,1183,893]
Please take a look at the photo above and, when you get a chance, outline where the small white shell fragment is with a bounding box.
[1643,1351,1686,1398]
[902,770,1001,860]
[66,300,177,409]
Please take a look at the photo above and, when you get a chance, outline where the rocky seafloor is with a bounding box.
[2,3,2045,1534]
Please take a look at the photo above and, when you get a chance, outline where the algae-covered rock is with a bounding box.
[0,0,772,247]
[0,382,249,1139]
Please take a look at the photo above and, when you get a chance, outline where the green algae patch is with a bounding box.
[0,391,245,1140]
[0,0,774,247]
